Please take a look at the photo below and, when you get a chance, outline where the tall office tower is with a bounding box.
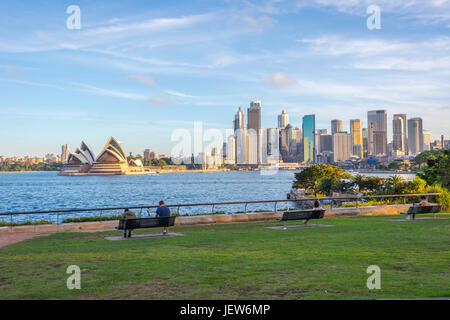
[61,144,70,163]
[226,136,236,164]
[333,132,352,163]
[392,114,407,153]
[407,117,423,155]
[247,100,262,164]
[367,110,387,155]
[350,119,363,158]
[362,128,368,158]
[373,131,387,155]
[277,109,289,129]
[319,134,333,153]
[143,149,152,159]
[441,135,445,149]
[302,115,315,163]
[331,120,343,135]
[265,128,280,159]
[234,107,245,131]
[235,128,247,164]
[423,130,431,151]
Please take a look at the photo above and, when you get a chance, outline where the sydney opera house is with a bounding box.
[59,137,144,176]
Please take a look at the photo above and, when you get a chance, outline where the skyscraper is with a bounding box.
[423,130,431,151]
[277,109,289,129]
[331,120,343,135]
[234,107,246,164]
[350,119,363,158]
[234,107,245,131]
[61,144,70,164]
[333,132,352,163]
[393,114,407,153]
[247,100,262,164]
[407,117,423,155]
[367,110,387,156]
[302,115,315,163]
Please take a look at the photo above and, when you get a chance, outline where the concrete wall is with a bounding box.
[0,204,411,234]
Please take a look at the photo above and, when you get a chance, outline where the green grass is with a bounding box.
[0,214,449,300]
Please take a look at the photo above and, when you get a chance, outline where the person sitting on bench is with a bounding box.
[123,208,136,238]
[156,200,171,235]
[418,195,429,207]
[304,200,323,225]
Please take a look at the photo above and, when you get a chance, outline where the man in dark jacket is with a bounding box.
[155,200,171,235]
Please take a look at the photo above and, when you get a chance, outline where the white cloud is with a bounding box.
[261,72,297,87]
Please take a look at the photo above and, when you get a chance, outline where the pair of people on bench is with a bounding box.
[122,200,171,237]
[303,200,323,225]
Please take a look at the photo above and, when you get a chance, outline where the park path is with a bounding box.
[0,232,54,248]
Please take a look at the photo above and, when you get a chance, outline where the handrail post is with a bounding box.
[212,204,215,214]
[244,203,247,213]
[274,202,277,212]
[356,197,359,208]
[57,213,59,232]
[9,213,12,232]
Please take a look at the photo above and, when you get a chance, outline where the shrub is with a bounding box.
[427,184,450,210]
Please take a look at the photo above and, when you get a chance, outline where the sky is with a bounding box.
[0,0,449,157]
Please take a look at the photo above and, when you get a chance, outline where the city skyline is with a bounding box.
[0,104,446,159]
[1,0,450,157]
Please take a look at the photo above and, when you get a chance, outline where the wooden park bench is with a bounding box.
[278,209,326,226]
[117,216,176,237]
[400,204,442,220]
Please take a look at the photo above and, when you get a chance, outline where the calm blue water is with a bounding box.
[0,171,415,223]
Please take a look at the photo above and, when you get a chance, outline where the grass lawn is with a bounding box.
[0,214,449,299]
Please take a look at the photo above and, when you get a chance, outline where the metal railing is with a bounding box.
[0,193,440,227]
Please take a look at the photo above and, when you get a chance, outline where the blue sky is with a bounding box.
[0,0,449,157]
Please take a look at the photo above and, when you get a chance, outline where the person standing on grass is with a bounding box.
[156,200,171,235]
[304,200,323,225]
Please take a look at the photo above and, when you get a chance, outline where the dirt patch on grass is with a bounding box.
[0,232,54,248]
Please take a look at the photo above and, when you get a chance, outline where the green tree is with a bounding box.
[293,164,351,196]
[417,150,450,188]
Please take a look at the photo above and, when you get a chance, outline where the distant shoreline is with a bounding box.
[0,171,59,173]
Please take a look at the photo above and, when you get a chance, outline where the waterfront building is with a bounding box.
[302,115,315,163]
[373,131,387,156]
[143,149,154,160]
[234,107,245,131]
[362,128,368,158]
[60,141,96,174]
[331,120,343,135]
[277,109,289,129]
[247,100,262,164]
[89,137,130,175]
[423,130,431,151]
[407,118,423,155]
[350,119,363,159]
[333,132,352,163]
[393,114,407,153]
[367,110,387,156]
[61,144,70,164]
[226,135,236,164]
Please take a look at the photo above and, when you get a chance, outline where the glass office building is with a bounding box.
[302,115,315,163]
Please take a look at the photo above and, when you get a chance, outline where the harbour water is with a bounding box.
[0,171,415,223]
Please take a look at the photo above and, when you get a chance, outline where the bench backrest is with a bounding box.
[281,209,325,221]
[410,204,442,214]
[118,216,176,229]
